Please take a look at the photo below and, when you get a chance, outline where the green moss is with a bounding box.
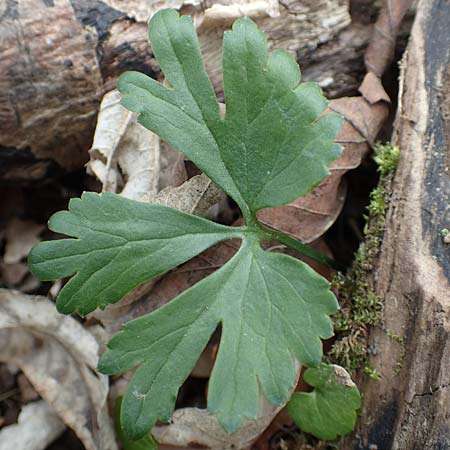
[386,330,404,344]
[373,143,400,178]
[363,365,381,381]
[386,330,406,374]
[327,143,399,374]
[367,186,386,217]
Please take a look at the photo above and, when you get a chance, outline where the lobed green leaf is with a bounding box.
[29,7,348,440]
[287,364,361,440]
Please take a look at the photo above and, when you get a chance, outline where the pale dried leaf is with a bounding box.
[0,401,65,450]
[0,290,118,450]
[142,173,222,215]
[4,218,44,264]
[332,364,357,388]
[88,89,160,201]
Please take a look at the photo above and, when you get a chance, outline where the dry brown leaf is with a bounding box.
[0,401,65,450]
[364,0,413,76]
[258,178,347,244]
[159,142,189,190]
[359,71,391,104]
[88,89,160,200]
[0,290,118,450]
[330,96,389,146]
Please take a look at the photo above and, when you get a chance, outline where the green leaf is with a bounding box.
[28,192,238,315]
[118,9,342,221]
[29,7,344,441]
[99,241,337,438]
[115,397,158,450]
[286,364,361,440]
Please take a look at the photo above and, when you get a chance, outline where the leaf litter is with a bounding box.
[0,290,117,450]
[0,400,65,450]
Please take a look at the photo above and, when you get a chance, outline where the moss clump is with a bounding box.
[327,144,399,373]
[386,329,406,374]
[373,143,400,178]
[363,365,381,381]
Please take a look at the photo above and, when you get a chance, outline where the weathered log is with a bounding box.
[341,0,450,448]
[0,0,372,181]
[0,0,153,180]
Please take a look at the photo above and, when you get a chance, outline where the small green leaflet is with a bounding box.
[287,364,361,440]
[29,8,345,440]
[115,397,158,450]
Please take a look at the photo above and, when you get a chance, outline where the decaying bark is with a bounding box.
[0,0,374,181]
[341,0,450,448]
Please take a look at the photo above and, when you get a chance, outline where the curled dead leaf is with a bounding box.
[0,290,118,450]
[88,89,160,201]
[364,0,413,76]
